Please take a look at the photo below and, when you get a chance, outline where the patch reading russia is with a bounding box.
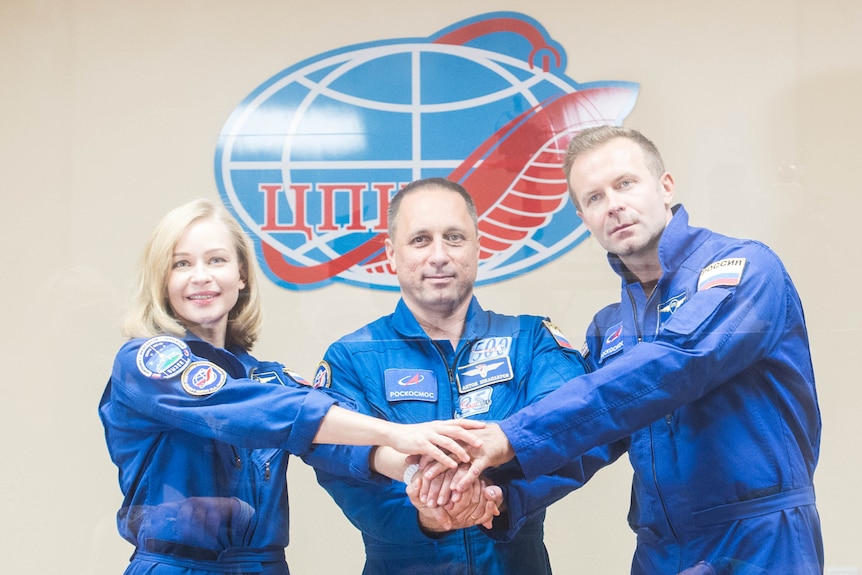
[599,322,624,363]
[698,258,747,291]
[181,362,228,396]
[136,336,191,380]
[385,369,437,402]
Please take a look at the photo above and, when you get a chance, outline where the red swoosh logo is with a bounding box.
[262,86,636,284]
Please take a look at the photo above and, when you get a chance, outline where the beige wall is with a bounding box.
[2,0,859,572]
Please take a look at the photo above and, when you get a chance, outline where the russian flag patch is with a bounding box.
[698,258,747,291]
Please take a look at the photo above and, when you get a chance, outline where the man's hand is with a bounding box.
[406,472,502,531]
[313,408,484,469]
[390,419,485,468]
[415,424,515,491]
[452,423,515,491]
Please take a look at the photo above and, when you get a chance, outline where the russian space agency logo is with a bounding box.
[215,11,639,290]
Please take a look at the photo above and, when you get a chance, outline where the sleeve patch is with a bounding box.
[698,258,747,291]
[136,336,191,379]
[181,362,227,396]
[542,319,574,349]
[313,360,331,389]
[283,368,312,387]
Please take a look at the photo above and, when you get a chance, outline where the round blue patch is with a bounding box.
[181,362,228,396]
[312,361,331,389]
[136,336,191,380]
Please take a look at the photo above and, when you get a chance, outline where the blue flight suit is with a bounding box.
[314,297,591,575]
[496,205,823,574]
[99,335,370,575]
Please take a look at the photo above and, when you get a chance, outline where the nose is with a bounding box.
[427,237,451,265]
[190,262,212,283]
[606,190,625,214]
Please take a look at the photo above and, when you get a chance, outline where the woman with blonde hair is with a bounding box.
[99,198,482,575]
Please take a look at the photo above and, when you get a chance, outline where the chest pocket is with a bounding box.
[660,287,732,347]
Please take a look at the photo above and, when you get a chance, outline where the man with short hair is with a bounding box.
[455,126,824,574]
[313,177,599,575]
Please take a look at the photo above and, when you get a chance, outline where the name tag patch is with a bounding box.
[698,258,747,291]
[458,336,514,393]
[457,356,514,393]
[385,369,437,402]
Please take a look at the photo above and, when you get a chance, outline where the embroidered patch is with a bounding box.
[657,290,687,328]
[136,336,191,379]
[181,361,228,396]
[249,366,311,386]
[698,258,747,291]
[467,337,512,363]
[599,322,624,363]
[312,361,331,389]
[249,367,278,384]
[542,319,574,349]
[284,368,311,386]
[385,369,437,402]
[457,356,514,393]
[459,387,493,418]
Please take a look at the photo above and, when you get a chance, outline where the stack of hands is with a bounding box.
[388,420,516,533]
[404,458,503,532]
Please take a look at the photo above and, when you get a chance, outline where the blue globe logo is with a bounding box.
[215,12,639,290]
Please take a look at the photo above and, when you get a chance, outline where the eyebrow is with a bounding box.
[172,247,232,257]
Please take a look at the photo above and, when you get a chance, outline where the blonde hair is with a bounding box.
[122,198,263,350]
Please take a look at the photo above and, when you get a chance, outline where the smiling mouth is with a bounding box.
[425,275,454,284]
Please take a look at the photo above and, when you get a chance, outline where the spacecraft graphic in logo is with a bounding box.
[215,11,639,290]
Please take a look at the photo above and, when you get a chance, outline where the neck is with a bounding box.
[418,314,465,348]
[641,279,659,299]
[409,302,469,348]
[619,247,663,289]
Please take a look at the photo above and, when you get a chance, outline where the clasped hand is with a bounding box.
[405,462,503,532]
[401,423,516,532]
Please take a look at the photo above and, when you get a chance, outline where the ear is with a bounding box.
[660,172,675,207]
[384,237,397,272]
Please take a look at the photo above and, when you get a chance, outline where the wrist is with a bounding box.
[369,446,409,481]
[416,510,452,536]
[403,463,420,484]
